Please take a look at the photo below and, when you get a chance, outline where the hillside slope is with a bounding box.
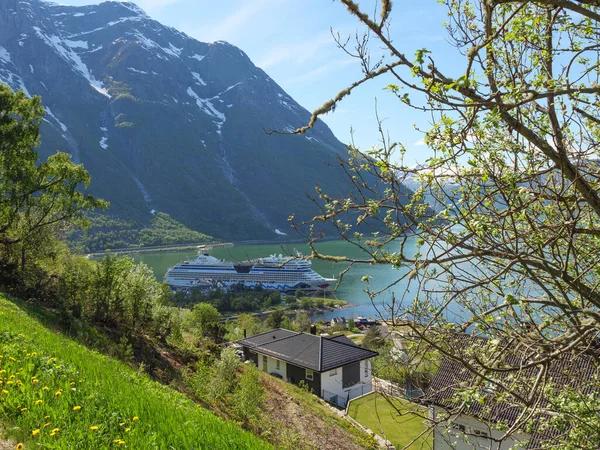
[0,293,269,449]
[0,0,354,242]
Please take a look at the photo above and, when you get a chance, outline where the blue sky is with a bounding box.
[58,0,458,165]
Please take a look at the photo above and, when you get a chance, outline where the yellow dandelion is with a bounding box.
[49,428,60,436]
[132,416,139,422]
[47,358,54,363]
[0,380,3,385]
[43,423,50,428]
[20,408,27,412]
[70,381,75,386]
[113,440,125,445]
[44,415,50,419]
[31,429,40,437]
[54,390,62,397]
[9,357,16,362]
[0,369,6,374]
[17,333,23,337]
[42,386,49,391]
[31,352,37,357]
[89,426,99,431]
[32,379,39,384]
[1,390,7,395]
[119,422,125,427]
[125,428,131,433]
[15,443,23,450]
[6,381,13,386]
[72,406,81,411]
[35,400,43,405]
[9,375,15,380]
[16,380,22,386]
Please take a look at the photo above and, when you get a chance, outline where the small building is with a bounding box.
[330,316,347,327]
[237,328,378,408]
[425,335,600,450]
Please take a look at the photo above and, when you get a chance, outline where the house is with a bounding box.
[330,316,347,327]
[425,335,600,450]
[236,328,378,408]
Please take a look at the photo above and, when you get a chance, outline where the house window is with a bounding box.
[276,359,280,370]
[342,362,360,388]
[330,368,337,377]
[451,424,466,433]
[472,429,489,437]
[305,369,314,381]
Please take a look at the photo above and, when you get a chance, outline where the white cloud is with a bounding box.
[414,138,426,146]
[257,32,334,69]
[284,58,354,85]
[192,0,281,44]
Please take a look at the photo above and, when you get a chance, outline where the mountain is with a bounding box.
[0,0,354,243]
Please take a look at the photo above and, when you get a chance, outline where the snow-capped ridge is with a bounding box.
[32,26,110,98]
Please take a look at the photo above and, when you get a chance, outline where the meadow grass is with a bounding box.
[347,393,433,449]
[0,294,270,449]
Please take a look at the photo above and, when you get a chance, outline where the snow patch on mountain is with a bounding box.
[65,39,88,49]
[209,82,243,100]
[33,26,110,98]
[99,136,108,149]
[167,43,182,57]
[45,107,68,133]
[117,2,149,18]
[128,67,147,74]
[69,15,144,38]
[133,177,153,205]
[191,71,206,86]
[0,46,12,63]
[0,47,30,95]
[186,86,225,123]
[191,53,206,62]
[133,33,182,60]
[274,229,287,236]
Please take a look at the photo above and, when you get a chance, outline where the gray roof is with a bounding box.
[237,329,378,372]
[426,334,600,449]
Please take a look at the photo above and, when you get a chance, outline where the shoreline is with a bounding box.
[85,235,339,258]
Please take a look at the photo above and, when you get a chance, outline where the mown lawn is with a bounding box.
[0,294,269,449]
[347,393,433,449]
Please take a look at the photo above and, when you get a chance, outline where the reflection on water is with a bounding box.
[132,239,420,320]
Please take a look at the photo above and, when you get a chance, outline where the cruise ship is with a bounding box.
[165,253,336,293]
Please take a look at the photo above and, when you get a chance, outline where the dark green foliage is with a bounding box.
[362,326,387,350]
[265,309,285,329]
[299,297,314,309]
[0,85,177,345]
[0,85,106,285]
[188,348,265,428]
[174,285,283,313]
[71,211,213,252]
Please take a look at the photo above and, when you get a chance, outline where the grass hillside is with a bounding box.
[0,294,269,449]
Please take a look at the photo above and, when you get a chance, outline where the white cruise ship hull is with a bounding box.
[165,254,336,293]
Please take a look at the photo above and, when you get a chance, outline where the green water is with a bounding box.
[132,239,419,319]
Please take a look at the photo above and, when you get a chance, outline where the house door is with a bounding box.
[262,355,267,372]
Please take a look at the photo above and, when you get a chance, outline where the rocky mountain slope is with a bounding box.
[0,0,353,242]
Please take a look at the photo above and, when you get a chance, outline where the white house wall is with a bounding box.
[431,408,529,450]
[320,359,373,404]
[257,354,287,380]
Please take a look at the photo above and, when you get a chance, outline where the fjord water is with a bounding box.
[133,239,419,320]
